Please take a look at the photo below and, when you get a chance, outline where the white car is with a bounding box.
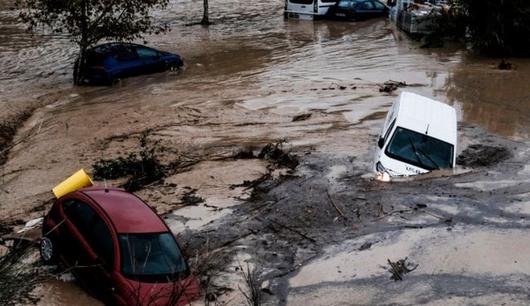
[374,92,457,177]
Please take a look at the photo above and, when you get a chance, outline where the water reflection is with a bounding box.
[445,57,530,138]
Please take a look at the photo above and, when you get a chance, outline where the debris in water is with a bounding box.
[359,242,372,251]
[387,257,418,281]
[181,189,205,206]
[498,59,513,70]
[376,171,391,182]
[414,204,427,210]
[16,218,43,234]
[378,80,406,93]
[292,113,312,122]
[258,140,299,170]
[456,144,511,167]
[233,149,255,159]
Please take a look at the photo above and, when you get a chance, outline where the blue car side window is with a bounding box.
[358,1,374,10]
[115,47,138,62]
[373,1,386,10]
[137,47,159,59]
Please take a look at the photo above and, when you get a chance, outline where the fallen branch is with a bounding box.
[326,190,348,221]
[259,217,316,244]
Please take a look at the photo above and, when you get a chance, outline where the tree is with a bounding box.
[450,0,530,56]
[201,0,210,25]
[15,0,170,84]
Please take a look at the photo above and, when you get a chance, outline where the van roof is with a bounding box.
[394,92,457,145]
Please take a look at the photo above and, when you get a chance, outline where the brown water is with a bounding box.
[1,0,529,304]
[1,0,529,137]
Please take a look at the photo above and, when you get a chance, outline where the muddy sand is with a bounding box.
[1,0,530,305]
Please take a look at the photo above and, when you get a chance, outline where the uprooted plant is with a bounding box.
[93,131,198,191]
[232,139,299,170]
[188,238,231,305]
[238,262,262,306]
[257,139,299,170]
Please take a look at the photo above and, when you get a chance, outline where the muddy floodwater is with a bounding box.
[1,0,529,305]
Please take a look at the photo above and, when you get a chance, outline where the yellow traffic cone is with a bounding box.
[52,169,93,199]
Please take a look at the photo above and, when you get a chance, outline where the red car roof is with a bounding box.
[80,187,168,234]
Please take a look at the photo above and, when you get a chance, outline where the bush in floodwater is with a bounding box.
[93,131,165,191]
[450,0,530,56]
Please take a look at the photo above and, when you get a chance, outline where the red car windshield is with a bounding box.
[119,233,188,282]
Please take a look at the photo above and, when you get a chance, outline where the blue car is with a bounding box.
[75,42,184,85]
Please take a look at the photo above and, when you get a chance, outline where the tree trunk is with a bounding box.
[74,0,88,85]
[201,0,209,25]
[74,46,87,85]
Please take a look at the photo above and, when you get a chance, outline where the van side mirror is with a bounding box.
[378,137,385,149]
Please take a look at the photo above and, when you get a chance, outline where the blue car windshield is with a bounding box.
[385,127,454,171]
[119,233,188,282]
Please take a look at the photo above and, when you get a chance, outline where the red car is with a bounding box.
[40,187,200,305]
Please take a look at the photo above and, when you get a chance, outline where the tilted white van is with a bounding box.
[374,92,457,177]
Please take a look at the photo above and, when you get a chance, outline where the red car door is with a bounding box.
[61,199,114,301]
[82,209,117,302]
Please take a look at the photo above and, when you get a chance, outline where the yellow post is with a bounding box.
[52,169,94,199]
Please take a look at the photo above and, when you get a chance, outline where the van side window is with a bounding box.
[383,119,396,143]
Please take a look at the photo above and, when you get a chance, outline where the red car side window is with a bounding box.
[63,200,114,269]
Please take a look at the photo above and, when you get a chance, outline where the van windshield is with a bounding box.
[119,233,188,282]
[385,127,453,171]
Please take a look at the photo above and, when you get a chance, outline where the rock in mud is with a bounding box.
[456,144,512,167]
[292,113,312,122]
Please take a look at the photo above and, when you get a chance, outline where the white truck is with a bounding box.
[374,92,457,177]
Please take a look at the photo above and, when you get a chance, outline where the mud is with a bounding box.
[456,144,512,168]
[0,0,529,304]
[0,109,33,166]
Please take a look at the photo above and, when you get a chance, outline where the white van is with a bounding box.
[374,92,457,177]
[284,0,338,20]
